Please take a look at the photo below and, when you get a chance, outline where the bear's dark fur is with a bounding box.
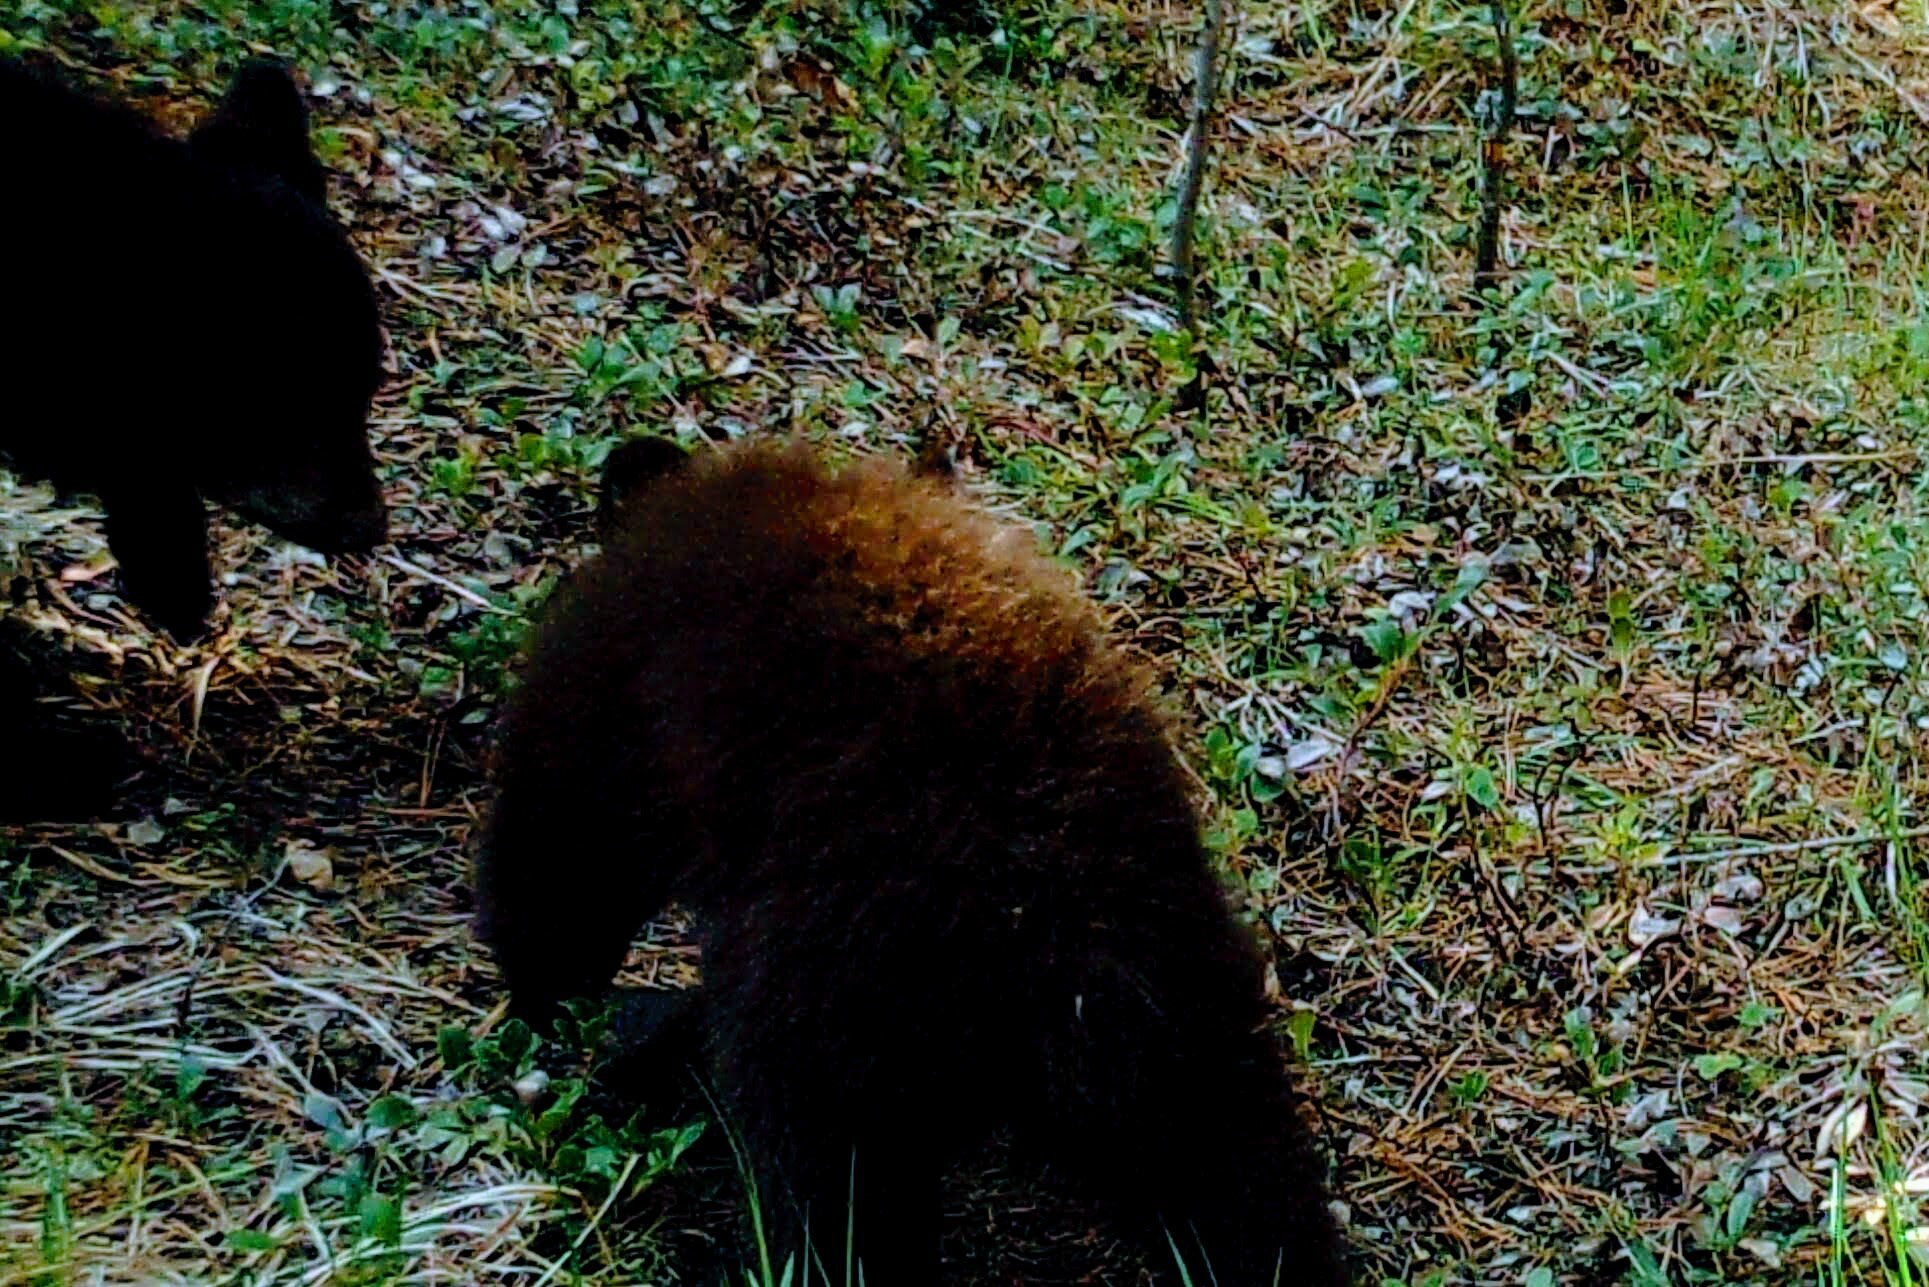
[476,438,1348,1283]
[0,616,134,822]
[0,58,387,641]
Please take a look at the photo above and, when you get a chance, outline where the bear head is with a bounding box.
[184,61,389,556]
[597,435,691,540]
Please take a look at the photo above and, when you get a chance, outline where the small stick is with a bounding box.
[380,552,515,615]
[1472,0,1517,294]
[1521,448,1920,482]
[1660,825,1929,867]
[1473,0,1525,428]
[1172,0,1230,411]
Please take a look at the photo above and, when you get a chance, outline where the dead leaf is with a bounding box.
[1862,0,1902,35]
[1629,905,1680,947]
[787,58,856,108]
[58,555,115,585]
[1699,905,1746,935]
[1779,1165,1816,1203]
[285,841,335,893]
[1714,872,1764,902]
[513,1068,551,1104]
[1815,1098,1868,1163]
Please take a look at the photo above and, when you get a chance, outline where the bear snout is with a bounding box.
[329,502,390,553]
[288,502,389,554]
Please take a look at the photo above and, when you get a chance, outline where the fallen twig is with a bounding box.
[1172,0,1230,411]
[381,552,516,615]
[1661,825,1929,866]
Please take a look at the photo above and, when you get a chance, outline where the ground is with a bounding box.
[3,0,1929,1282]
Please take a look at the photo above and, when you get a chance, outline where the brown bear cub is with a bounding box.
[476,438,1348,1283]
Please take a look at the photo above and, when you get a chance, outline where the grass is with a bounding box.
[3,0,1929,1280]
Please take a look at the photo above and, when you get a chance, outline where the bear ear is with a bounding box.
[190,60,326,203]
[912,434,957,481]
[599,437,690,533]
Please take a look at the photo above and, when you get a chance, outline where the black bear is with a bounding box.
[0,58,387,642]
[477,437,1349,1283]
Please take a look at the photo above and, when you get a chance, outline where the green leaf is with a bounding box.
[1058,525,1100,557]
[359,1192,403,1247]
[304,1092,356,1153]
[1464,766,1501,810]
[1361,616,1408,665]
[1203,727,1237,781]
[1450,1071,1488,1105]
[1625,1238,1667,1287]
[303,1093,349,1134]
[436,1025,473,1070]
[612,359,666,391]
[1725,1185,1757,1240]
[1438,561,1488,613]
[1563,1008,1595,1061]
[576,335,605,372]
[417,664,460,701]
[1285,1009,1316,1062]
[534,1079,585,1140]
[366,1095,420,1131]
[225,1229,280,1253]
[1610,618,1635,652]
[496,1019,534,1066]
[1693,1052,1743,1080]
[175,1053,210,1101]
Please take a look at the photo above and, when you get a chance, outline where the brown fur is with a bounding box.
[476,438,1348,1283]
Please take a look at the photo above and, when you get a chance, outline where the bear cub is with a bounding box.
[0,58,387,641]
[477,437,1348,1283]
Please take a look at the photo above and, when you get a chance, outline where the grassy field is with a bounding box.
[4,0,1929,1281]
